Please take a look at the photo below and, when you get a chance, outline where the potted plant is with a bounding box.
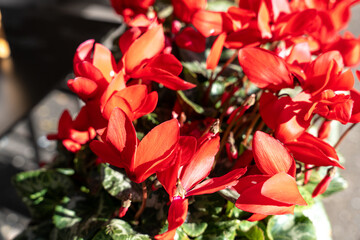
[13,0,360,239]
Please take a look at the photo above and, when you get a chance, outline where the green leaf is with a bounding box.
[267,214,316,240]
[207,0,235,11]
[145,113,159,125]
[303,201,332,240]
[52,192,115,239]
[175,227,190,240]
[245,226,265,240]
[56,168,75,175]
[53,197,81,229]
[177,90,205,114]
[295,186,315,212]
[93,219,151,240]
[182,61,210,78]
[238,221,258,232]
[210,81,225,97]
[12,169,74,219]
[181,222,208,237]
[101,164,132,199]
[202,220,241,240]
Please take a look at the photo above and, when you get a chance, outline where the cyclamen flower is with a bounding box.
[155,133,247,239]
[90,108,180,183]
[235,131,306,216]
[47,108,96,152]
[68,24,195,130]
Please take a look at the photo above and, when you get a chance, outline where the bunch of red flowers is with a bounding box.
[48,0,360,239]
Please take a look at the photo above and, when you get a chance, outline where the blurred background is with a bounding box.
[0,1,359,239]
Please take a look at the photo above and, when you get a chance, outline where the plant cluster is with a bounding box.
[13,0,360,239]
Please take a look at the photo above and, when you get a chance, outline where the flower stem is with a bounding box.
[334,123,358,149]
[203,51,238,104]
[134,182,147,221]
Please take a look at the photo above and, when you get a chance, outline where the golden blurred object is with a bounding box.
[0,10,11,59]
[0,38,10,59]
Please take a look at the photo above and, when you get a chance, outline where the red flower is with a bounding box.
[285,132,344,169]
[235,131,306,216]
[312,167,336,198]
[156,134,246,239]
[47,108,96,152]
[172,0,207,23]
[238,47,294,91]
[101,81,158,121]
[174,27,206,53]
[90,108,180,183]
[110,0,155,23]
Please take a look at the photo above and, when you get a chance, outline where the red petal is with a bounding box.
[275,9,320,38]
[90,140,129,169]
[83,100,108,130]
[157,136,197,197]
[234,175,270,194]
[257,0,272,39]
[133,91,158,120]
[206,32,227,70]
[225,27,262,49]
[155,198,188,240]
[285,140,343,169]
[180,136,220,192]
[67,77,98,101]
[350,88,360,123]
[327,68,355,92]
[233,149,254,169]
[73,62,108,90]
[62,139,81,153]
[312,175,332,198]
[299,133,338,160]
[172,0,207,23]
[247,213,267,222]
[69,129,93,144]
[318,120,332,139]
[286,42,311,64]
[270,0,290,20]
[227,6,256,24]
[100,72,126,111]
[238,47,293,91]
[133,119,180,182]
[146,54,183,76]
[73,39,94,65]
[274,92,312,143]
[58,110,72,139]
[236,181,295,215]
[116,85,148,111]
[325,35,360,67]
[192,10,232,37]
[106,108,137,165]
[124,24,165,74]
[175,27,206,53]
[119,27,142,54]
[329,0,352,31]
[259,92,286,130]
[93,43,117,83]
[102,95,133,120]
[73,106,91,130]
[262,172,307,205]
[253,131,294,175]
[131,67,196,90]
[186,167,247,197]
